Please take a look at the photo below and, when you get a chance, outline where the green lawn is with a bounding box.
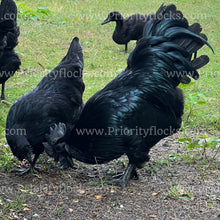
[0,0,219,147]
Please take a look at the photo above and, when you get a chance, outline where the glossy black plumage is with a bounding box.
[46,4,213,186]
[0,0,21,100]
[6,37,85,174]
[101,11,152,52]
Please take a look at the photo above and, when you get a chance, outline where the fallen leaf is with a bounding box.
[94,194,102,199]
[19,189,29,193]
[110,189,115,193]
[32,177,39,182]
[45,192,52,196]
[22,204,29,207]
[23,207,30,211]
[59,201,64,205]
[152,192,158,196]
[92,213,97,218]
[127,188,133,193]
[72,199,79,203]
[77,189,85,194]
[179,189,185,195]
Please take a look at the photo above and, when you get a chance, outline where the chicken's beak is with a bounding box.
[101,18,110,25]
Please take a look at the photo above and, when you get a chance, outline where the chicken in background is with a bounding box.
[46,4,213,187]
[101,11,153,52]
[6,37,85,174]
[0,0,21,100]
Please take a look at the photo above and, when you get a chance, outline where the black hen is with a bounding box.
[6,37,85,174]
[0,0,21,100]
[101,11,152,52]
[46,4,213,187]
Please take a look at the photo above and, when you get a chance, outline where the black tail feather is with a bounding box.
[129,4,213,84]
[143,4,213,54]
[191,55,210,70]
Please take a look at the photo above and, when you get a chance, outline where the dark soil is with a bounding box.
[0,134,219,220]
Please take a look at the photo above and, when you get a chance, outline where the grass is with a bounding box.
[165,184,192,201]
[0,0,219,169]
[0,192,28,219]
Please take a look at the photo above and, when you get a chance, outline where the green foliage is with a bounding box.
[178,136,220,159]
[17,2,52,21]
[0,193,28,218]
[184,91,207,122]
[186,92,207,108]
[33,213,40,218]
[53,204,65,216]
[165,184,191,201]
[0,144,16,170]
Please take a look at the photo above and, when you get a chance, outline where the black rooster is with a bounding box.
[101,11,152,52]
[6,37,85,174]
[0,0,21,100]
[46,4,213,187]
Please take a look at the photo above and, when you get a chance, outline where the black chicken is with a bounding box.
[0,0,21,100]
[46,4,213,187]
[6,37,85,174]
[101,11,152,52]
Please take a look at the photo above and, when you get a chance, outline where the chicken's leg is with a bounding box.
[110,163,136,187]
[125,43,128,52]
[1,82,5,100]
[17,153,41,175]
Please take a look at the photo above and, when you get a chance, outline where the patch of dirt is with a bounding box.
[0,134,219,220]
